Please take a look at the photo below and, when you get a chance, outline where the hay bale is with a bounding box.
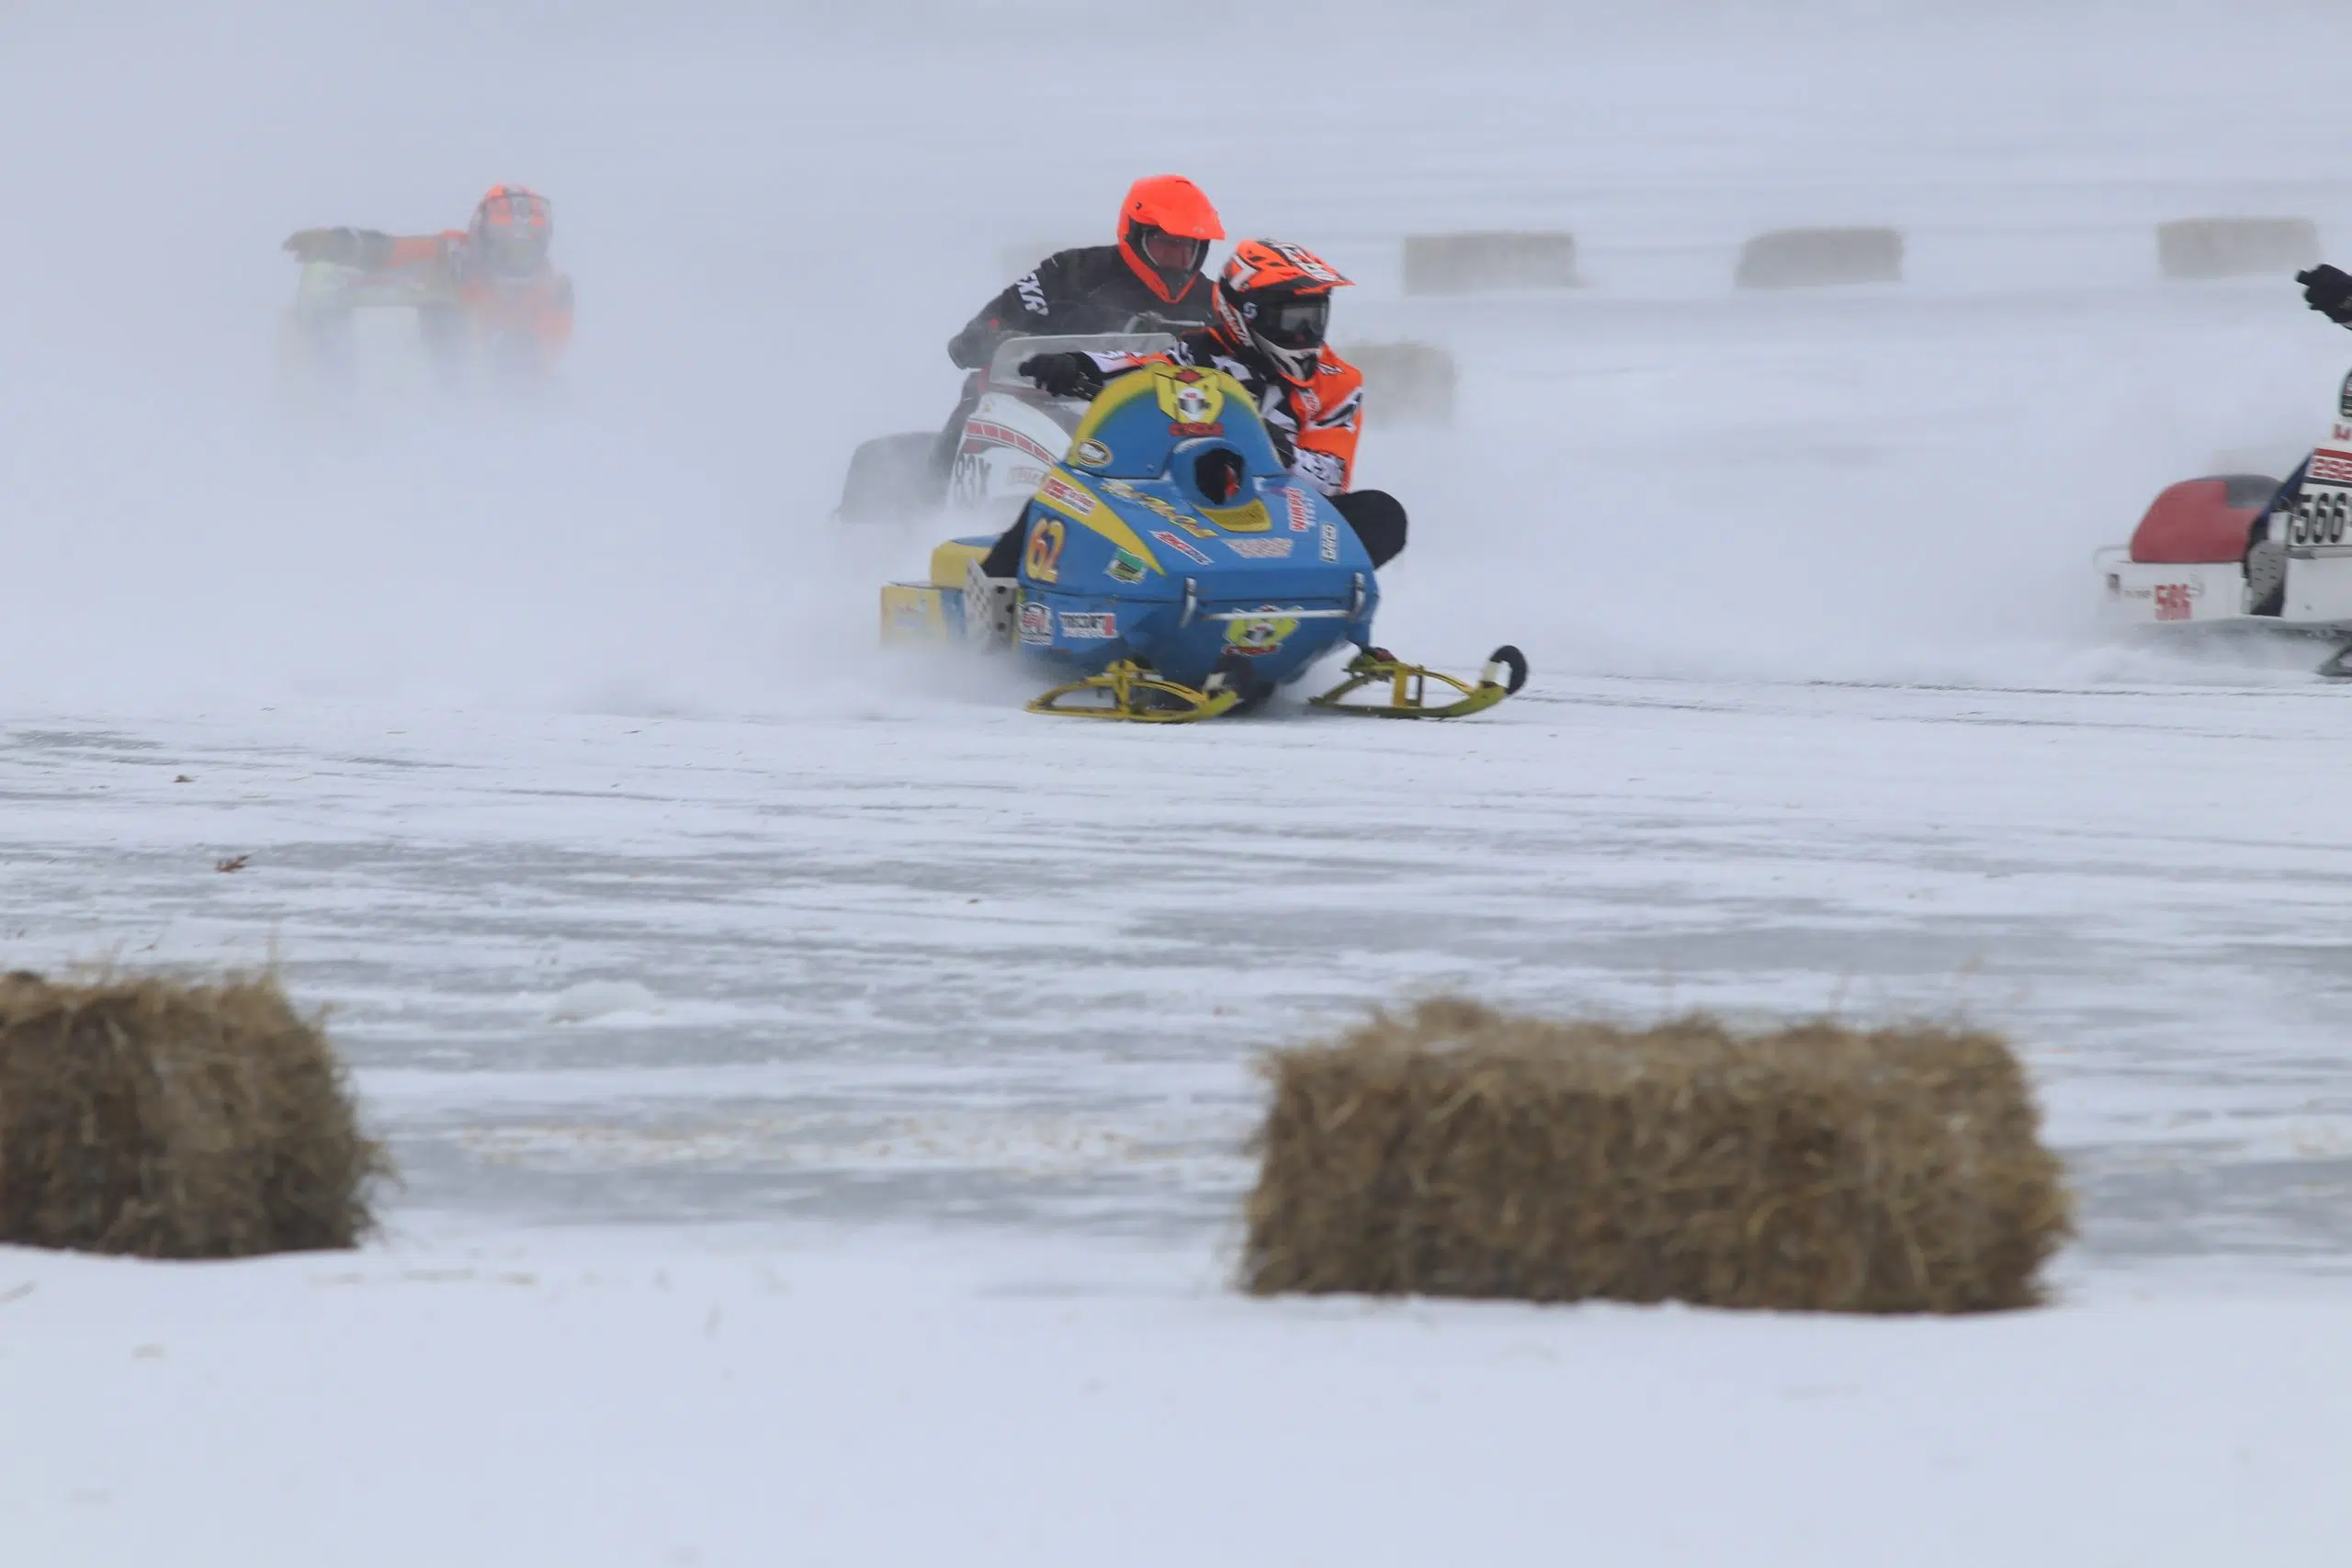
[1339,341,1457,425]
[1243,998,2070,1314]
[1735,226,1905,289]
[1403,231,1579,295]
[0,972,384,1258]
[2157,217,2321,280]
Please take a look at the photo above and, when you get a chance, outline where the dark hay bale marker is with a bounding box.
[1403,232,1580,295]
[2156,217,2321,280]
[0,972,386,1258]
[1244,999,2071,1314]
[1735,226,1905,289]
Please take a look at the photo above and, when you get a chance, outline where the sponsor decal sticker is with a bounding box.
[1283,487,1315,532]
[1059,611,1117,639]
[2310,452,2352,485]
[1152,529,1214,566]
[1017,599,1054,645]
[1106,478,1216,537]
[1152,364,1229,429]
[1223,607,1300,658]
[1319,521,1340,563]
[2154,582,2194,621]
[1228,537,1293,559]
[1072,439,1113,468]
[1037,472,1099,519]
[1023,516,1066,583]
[1169,421,1225,438]
[1107,548,1148,584]
[2339,372,2352,418]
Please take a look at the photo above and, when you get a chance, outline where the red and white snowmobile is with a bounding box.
[2097,379,2352,678]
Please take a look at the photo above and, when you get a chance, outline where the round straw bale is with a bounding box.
[0,972,385,1258]
[1403,232,1580,295]
[1339,341,1457,426]
[1243,998,2071,1314]
[2156,218,2321,280]
[1735,226,1905,289]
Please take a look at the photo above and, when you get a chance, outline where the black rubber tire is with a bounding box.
[1487,644,1530,694]
[836,432,941,523]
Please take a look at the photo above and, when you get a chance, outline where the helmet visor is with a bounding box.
[1136,225,1206,275]
[1258,295,1329,351]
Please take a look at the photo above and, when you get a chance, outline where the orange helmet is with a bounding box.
[469,184,553,278]
[1210,240,1351,387]
[1116,175,1223,305]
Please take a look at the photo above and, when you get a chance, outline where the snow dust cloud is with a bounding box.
[3,0,2349,711]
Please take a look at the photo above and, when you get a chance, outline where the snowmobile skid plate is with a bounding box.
[1309,645,1529,719]
[1026,659,1243,723]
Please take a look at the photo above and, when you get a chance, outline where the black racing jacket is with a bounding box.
[947,243,1214,370]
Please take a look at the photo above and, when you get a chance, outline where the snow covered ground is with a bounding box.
[6,1,2352,1562]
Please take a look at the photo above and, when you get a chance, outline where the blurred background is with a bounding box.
[5,0,2349,710]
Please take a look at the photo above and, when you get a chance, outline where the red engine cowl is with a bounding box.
[2129,474,2278,563]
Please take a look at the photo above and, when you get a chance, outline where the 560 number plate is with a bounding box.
[2287,483,2352,548]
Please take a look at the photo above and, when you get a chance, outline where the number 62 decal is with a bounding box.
[1024,515,1067,583]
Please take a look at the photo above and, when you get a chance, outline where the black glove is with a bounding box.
[1019,352,1104,400]
[2299,265,2352,322]
[284,226,362,265]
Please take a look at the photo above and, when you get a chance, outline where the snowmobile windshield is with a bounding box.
[1259,295,1329,351]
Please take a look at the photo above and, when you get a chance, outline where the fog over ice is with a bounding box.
[6,0,2350,712]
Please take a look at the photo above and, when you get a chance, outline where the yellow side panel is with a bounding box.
[880,582,950,644]
[930,540,991,588]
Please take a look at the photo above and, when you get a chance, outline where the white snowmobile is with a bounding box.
[832,330,1174,524]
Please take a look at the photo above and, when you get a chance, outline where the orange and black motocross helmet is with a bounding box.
[469,184,554,278]
[1211,240,1352,387]
[1117,175,1223,304]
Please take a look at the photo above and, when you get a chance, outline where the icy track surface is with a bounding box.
[6,678,2350,1273]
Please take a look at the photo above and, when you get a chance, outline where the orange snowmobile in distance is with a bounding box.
[279,185,573,387]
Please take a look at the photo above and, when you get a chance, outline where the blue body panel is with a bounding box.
[982,364,1380,690]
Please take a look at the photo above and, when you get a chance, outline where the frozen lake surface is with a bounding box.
[7,672,2350,1280]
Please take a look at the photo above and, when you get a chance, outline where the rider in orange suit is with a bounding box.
[284,186,572,369]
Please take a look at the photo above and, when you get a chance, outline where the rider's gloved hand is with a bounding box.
[2299,265,2352,322]
[1019,353,1105,400]
[283,226,363,265]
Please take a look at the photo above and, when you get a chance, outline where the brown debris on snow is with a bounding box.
[1243,998,2071,1314]
[0,972,385,1258]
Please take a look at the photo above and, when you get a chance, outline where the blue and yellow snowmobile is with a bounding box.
[879,360,1525,722]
